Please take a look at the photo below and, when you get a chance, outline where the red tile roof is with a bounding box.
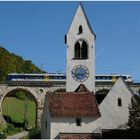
[46,85,100,117]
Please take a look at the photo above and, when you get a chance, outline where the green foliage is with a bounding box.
[28,127,41,139]
[0,121,7,132]
[0,46,42,81]
[0,122,7,138]
[128,93,140,129]
[0,122,22,138]
[8,91,27,100]
[5,123,22,136]
[0,132,6,139]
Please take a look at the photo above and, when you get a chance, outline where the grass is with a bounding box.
[2,97,36,128]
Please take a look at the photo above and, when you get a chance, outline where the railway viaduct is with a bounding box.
[0,81,140,126]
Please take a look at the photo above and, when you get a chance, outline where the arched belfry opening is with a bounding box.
[74,40,88,59]
[75,42,80,59]
[82,41,88,58]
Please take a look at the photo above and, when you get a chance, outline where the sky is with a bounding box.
[0,1,140,81]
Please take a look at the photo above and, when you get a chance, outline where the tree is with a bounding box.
[0,46,42,81]
[128,92,140,129]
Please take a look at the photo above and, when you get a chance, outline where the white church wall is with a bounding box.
[50,116,101,139]
[99,77,133,129]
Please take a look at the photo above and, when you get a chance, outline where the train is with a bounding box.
[7,73,133,83]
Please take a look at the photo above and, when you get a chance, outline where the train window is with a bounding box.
[62,76,64,79]
[104,76,107,79]
[41,76,44,79]
[108,76,112,79]
[96,76,100,79]
[18,75,22,79]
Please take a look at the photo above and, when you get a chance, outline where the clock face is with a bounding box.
[71,65,89,82]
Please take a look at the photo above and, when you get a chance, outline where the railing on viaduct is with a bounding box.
[0,81,140,93]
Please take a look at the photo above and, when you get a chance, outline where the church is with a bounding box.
[41,3,134,139]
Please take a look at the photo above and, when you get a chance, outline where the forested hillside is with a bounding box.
[0,47,42,81]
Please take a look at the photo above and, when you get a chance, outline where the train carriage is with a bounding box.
[7,73,133,83]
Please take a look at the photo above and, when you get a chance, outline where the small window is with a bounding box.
[46,122,47,129]
[76,118,81,126]
[64,35,67,44]
[118,98,122,107]
[79,25,83,34]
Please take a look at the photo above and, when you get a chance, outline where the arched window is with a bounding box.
[74,40,88,59]
[118,98,122,107]
[74,42,80,59]
[81,41,88,59]
[79,25,83,34]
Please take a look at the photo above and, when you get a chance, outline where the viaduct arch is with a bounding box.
[0,84,64,126]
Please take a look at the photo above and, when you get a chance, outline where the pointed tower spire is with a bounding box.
[66,3,96,92]
[66,2,96,37]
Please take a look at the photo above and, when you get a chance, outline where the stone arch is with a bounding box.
[95,89,110,105]
[0,86,39,126]
[0,86,38,108]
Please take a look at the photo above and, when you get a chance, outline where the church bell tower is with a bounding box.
[65,3,96,92]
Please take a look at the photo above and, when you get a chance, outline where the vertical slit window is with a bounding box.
[79,25,83,34]
[118,98,122,107]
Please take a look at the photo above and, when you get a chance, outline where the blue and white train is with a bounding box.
[7,73,133,83]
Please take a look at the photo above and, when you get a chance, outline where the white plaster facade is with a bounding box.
[41,98,101,139]
[99,77,134,129]
[52,117,101,139]
[66,4,96,92]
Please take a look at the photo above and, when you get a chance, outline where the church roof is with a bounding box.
[46,87,100,117]
[74,84,90,92]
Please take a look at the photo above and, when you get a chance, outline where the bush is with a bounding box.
[28,127,41,139]
[5,123,22,136]
[0,132,6,139]
[0,122,7,132]
[0,122,7,138]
